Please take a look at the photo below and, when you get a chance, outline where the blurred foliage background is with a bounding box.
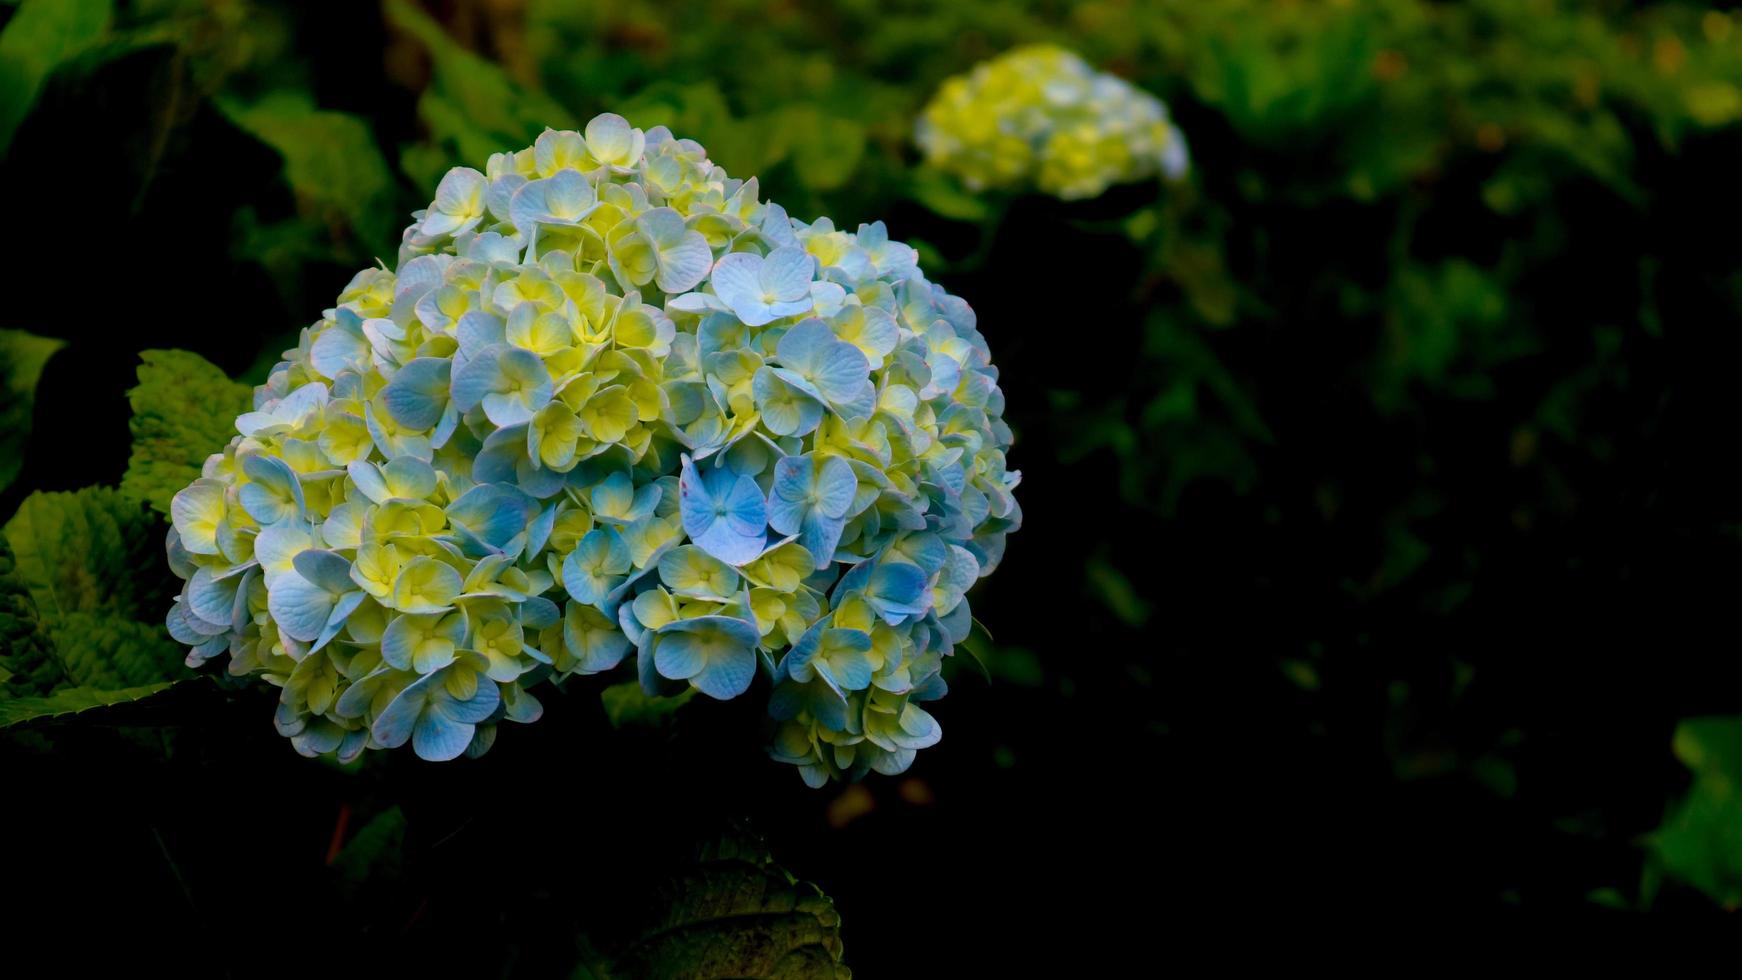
[5,0,1742,972]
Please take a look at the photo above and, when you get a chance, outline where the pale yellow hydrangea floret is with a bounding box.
[915,44,1189,200]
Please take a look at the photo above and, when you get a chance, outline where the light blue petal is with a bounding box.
[521,594,561,630]
[371,676,428,749]
[811,342,870,405]
[710,251,768,325]
[456,310,506,360]
[311,590,366,654]
[776,319,834,374]
[563,602,632,673]
[797,511,846,568]
[653,630,706,681]
[655,615,761,700]
[446,483,538,552]
[440,675,502,724]
[658,229,713,294]
[270,571,338,642]
[311,321,370,379]
[239,453,306,525]
[383,455,438,499]
[411,712,474,761]
[451,344,507,414]
[813,456,857,520]
[382,357,451,430]
[864,560,930,624]
[760,246,814,302]
[291,548,354,594]
[165,600,205,646]
[347,460,392,504]
[186,567,240,627]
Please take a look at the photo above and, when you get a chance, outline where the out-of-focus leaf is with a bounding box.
[1085,555,1152,627]
[0,0,112,154]
[1650,716,1742,910]
[331,806,406,892]
[600,680,694,729]
[122,349,252,516]
[620,81,786,180]
[907,167,993,222]
[217,93,399,259]
[0,329,63,494]
[781,105,865,192]
[385,0,571,166]
[584,828,850,979]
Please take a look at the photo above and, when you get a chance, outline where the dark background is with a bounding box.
[5,1,1742,974]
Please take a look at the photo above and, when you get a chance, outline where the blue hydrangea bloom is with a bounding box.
[163,113,1022,781]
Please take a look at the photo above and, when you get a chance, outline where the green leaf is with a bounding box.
[588,828,850,979]
[1649,716,1742,910]
[0,328,63,494]
[0,0,112,155]
[600,680,695,729]
[3,486,186,690]
[1084,555,1153,628]
[217,93,400,260]
[122,350,252,516]
[781,105,866,192]
[0,680,178,728]
[0,535,61,697]
[330,806,406,892]
[385,0,572,164]
[907,167,992,222]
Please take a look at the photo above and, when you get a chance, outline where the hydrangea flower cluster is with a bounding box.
[163,113,1020,784]
[916,44,1189,200]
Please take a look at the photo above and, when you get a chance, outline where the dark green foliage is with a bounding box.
[1,0,1741,972]
[2,487,186,696]
[0,0,111,154]
[0,330,61,497]
[600,680,695,729]
[1650,718,1742,910]
[0,681,181,728]
[217,93,401,265]
[329,806,407,897]
[0,537,61,697]
[122,350,253,515]
[586,830,850,979]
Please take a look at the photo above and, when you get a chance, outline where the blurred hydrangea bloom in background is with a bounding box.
[162,113,1021,782]
[916,44,1189,200]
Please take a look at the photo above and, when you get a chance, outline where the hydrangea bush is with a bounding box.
[916,44,1189,200]
[163,113,1020,783]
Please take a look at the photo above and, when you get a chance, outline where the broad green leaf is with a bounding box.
[1649,716,1742,910]
[0,535,61,697]
[3,486,186,690]
[0,328,63,494]
[122,350,252,516]
[0,680,178,728]
[600,680,695,729]
[218,93,399,259]
[586,829,850,979]
[0,0,112,155]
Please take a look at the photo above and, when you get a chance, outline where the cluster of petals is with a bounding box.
[164,113,1020,783]
[916,44,1189,200]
